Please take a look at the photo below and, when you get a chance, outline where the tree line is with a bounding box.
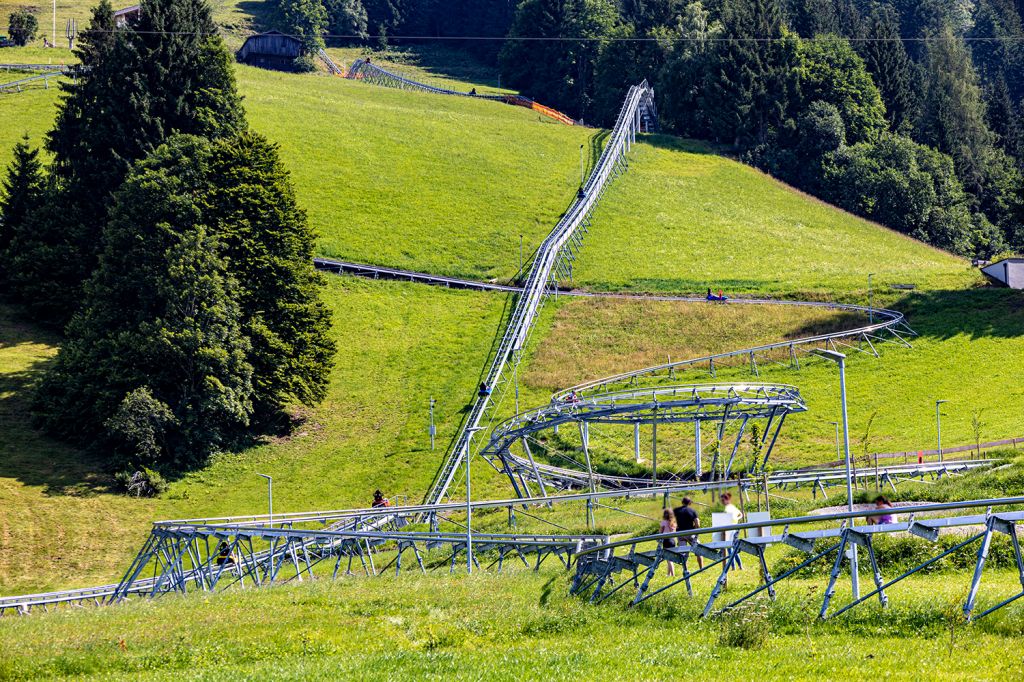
[0,0,335,490]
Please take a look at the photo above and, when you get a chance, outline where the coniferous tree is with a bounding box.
[203,132,336,422]
[860,4,918,132]
[918,25,996,195]
[0,138,45,285]
[985,73,1024,159]
[34,136,253,469]
[703,0,798,148]
[8,0,245,324]
[500,0,619,119]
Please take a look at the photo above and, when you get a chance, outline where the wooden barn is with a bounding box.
[237,31,304,71]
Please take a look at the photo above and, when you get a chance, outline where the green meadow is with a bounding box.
[0,43,1023,682]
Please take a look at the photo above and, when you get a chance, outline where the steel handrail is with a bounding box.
[575,495,1024,557]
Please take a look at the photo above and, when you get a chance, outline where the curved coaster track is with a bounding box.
[3,64,1019,625]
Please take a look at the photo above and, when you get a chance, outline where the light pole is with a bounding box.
[256,473,273,526]
[579,144,585,187]
[936,400,949,462]
[465,426,484,574]
[867,273,874,324]
[813,349,859,599]
[429,397,436,450]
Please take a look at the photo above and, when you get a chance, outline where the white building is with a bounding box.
[982,258,1024,289]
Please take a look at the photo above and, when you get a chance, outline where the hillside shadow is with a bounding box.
[343,44,507,92]
[235,1,274,33]
[0,308,115,497]
[892,288,1024,342]
[638,133,733,157]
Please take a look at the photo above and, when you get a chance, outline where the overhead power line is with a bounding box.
[77,29,1024,43]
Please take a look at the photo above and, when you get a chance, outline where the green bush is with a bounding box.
[115,467,168,497]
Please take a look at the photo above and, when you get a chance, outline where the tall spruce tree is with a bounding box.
[203,132,335,423]
[0,138,45,286]
[34,136,253,469]
[500,0,619,119]
[703,0,798,148]
[918,25,996,195]
[34,129,336,466]
[6,0,245,324]
[860,4,918,132]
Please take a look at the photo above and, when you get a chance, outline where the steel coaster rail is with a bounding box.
[151,458,991,530]
[421,81,656,507]
[555,302,913,401]
[572,495,1024,620]
[346,58,507,100]
[1,456,995,613]
[0,71,63,93]
[0,63,75,72]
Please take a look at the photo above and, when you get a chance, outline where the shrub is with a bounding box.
[717,597,770,650]
[115,467,168,497]
[8,8,38,46]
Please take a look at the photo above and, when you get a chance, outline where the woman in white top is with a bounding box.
[720,492,743,525]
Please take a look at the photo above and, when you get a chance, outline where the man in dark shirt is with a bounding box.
[672,497,703,568]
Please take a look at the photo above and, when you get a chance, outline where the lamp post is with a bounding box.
[813,349,859,599]
[579,144,585,187]
[465,426,484,574]
[256,473,273,526]
[936,400,949,462]
[429,397,436,450]
[867,273,874,324]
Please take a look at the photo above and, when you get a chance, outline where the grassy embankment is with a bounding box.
[2,568,1023,680]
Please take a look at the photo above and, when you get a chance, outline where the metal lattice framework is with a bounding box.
[482,384,807,496]
[571,497,1024,621]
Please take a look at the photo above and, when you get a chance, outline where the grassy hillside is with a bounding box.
[2,569,1023,679]
[0,279,510,594]
[0,61,590,282]
[573,136,980,297]
[237,65,592,281]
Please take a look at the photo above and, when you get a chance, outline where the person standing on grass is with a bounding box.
[721,492,742,525]
[659,508,677,577]
[673,497,703,569]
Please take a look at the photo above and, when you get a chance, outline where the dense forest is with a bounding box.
[281,0,1024,257]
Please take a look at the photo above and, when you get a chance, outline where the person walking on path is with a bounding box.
[659,508,677,577]
[672,497,703,569]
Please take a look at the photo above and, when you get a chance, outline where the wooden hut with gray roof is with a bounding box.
[237,31,304,71]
